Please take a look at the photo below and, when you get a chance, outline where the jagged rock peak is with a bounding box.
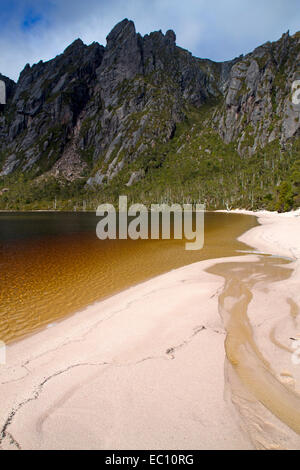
[106,18,136,46]
[165,29,176,44]
[19,63,31,78]
[1,20,300,204]
[64,38,85,54]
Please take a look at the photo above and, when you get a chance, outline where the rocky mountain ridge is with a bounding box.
[0,19,299,210]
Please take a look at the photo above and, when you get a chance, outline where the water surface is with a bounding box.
[0,211,257,343]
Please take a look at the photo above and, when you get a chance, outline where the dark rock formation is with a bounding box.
[0,20,299,188]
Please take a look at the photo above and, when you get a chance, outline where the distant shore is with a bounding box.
[0,209,299,450]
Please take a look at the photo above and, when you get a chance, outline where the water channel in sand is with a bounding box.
[207,254,300,442]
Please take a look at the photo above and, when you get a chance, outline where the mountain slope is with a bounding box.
[0,20,299,211]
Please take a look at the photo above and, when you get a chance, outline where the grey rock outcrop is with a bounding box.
[0,21,299,186]
[215,32,300,155]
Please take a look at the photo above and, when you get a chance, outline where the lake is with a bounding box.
[0,211,257,343]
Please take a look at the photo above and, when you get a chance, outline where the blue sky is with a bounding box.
[0,0,299,81]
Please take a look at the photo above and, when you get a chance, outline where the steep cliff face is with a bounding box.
[0,20,299,210]
[214,31,300,155]
[0,19,234,181]
[0,38,104,178]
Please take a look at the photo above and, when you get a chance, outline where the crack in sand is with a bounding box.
[2,280,193,384]
[164,325,225,358]
[6,432,21,450]
[0,362,110,449]
[0,323,212,449]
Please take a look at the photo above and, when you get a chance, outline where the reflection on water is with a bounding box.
[0,211,257,343]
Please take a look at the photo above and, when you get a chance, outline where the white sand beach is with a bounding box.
[0,210,299,450]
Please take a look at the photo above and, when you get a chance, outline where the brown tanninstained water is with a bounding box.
[0,211,257,343]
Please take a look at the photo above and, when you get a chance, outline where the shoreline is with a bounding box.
[213,209,300,449]
[0,210,299,449]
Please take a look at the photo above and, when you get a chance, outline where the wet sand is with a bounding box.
[222,210,300,449]
[0,210,299,450]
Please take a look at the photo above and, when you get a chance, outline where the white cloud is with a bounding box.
[0,0,299,81]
